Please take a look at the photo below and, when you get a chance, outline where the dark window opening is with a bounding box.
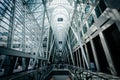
[87,14,95,27]
[99,0,107,12]
[79,48,84,68]
[93,35,110,74]
[95,5,101,18]
[73,52,77,66]
[103,23,120,76]
[95,0,107,18]
[86,41,96,70]
[59,41,62,44]
[57,18,63,22]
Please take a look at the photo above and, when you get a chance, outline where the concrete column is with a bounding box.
[84,44,91,68]
[90,39,100,71]
[99,32,117,75]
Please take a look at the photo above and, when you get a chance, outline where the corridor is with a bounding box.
[0,0,120,80]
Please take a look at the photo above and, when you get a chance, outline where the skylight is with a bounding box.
[57,18,63,22]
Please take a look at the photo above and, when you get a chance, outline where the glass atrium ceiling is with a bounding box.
[27,0,45,28]
[26,0,75,50]
[46,0,74,49]
[24,0,89,65]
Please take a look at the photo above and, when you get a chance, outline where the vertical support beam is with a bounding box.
[70,27,89,69]
[22,3,26,70]
[67,41,75,65]
[84,44,90,68]
[29,1,46,69]
[7,0,16,48]
[4,0,17,75]
[44,4,53,60]
[82,53,86,69]
[90,39,100,71]
[65,47,70,65]
[47,31,54,61]
[48,40,55,61]
[66,31,74,65]
[99,32,117,75]
[39,6,45,57]
[52,47,56,63]
[46,26,50,59]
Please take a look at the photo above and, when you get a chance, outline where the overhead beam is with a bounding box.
[0,47,47,60]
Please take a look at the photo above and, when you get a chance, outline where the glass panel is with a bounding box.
[99,0,106,12]
[0,0,14,47]
[85,5,90,14]
[81,13,84,22]
[0,28,8,47]
[95,5,101,18]
[87,15,94,27]
[80,31,83,38]
[83,24,87,34]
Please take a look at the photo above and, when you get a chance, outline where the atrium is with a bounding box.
[0,0,120,80]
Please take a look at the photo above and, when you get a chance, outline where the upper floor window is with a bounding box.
[80,31,83,38]
[85,5,90,14]
[95,5,101,18]
[83,24,87,34]
[81,13,84,22]
[87,14,94,27]
[95,0,107,18]
[83,0,87,3]
[99,0,106,12]
[91,0,96,3]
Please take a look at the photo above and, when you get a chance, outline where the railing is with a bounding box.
[0,47,47,76]
[0,65,54,80]
[0,67,41,80]
[40,64,120,80]
[67,65,120,80]
[0,62,120,80]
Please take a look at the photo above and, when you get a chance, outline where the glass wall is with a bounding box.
[0,0,14,47]
[0,0,44,56]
